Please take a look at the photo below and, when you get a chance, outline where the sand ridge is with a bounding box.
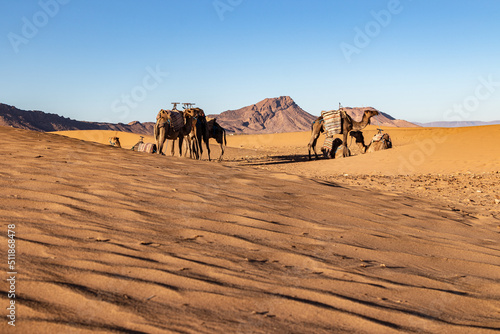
[1,125,499,333]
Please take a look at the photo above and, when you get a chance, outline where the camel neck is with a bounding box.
[352,113,372,131]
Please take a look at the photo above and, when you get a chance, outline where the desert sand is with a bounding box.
[1,125,499,333]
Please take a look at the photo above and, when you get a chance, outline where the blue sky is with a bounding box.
[1,0,499,123]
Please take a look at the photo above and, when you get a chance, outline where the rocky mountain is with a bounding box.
[414,120,500,127]
[0,103,154,135]
[208,96,317,134]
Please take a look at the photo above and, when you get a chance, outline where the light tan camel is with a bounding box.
[349,130,392,153]
[154,108,196,156]
[307,108,379,160]
[108,137,121,148]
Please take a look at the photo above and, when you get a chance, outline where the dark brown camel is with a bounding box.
[207,118,227,161]
[307,108,379,160]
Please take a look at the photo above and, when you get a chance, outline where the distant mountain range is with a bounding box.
[415,120,500,127]
[1,97,418,135]
[0,103,154,135]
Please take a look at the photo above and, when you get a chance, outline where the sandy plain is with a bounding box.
[0,124,499,333]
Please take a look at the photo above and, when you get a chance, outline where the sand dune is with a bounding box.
[1,125,499,333]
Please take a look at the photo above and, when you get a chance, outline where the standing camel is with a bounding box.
[307,108,379,160]
[207,118,227,161]
[154,108,196,156]
[182,108,208,160]
[191,110,211,161]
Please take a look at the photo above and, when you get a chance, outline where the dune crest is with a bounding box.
[1,125,499,333]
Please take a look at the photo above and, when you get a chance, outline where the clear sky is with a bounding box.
[1,0,499,123]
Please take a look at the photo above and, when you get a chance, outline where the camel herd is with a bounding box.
[154,106,226,161]
[307,108,392,160]
[111,105,391,162]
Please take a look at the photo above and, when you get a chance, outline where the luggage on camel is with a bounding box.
[321,109,342,136]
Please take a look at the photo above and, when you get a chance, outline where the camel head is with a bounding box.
[363,109,379,124]
[156,109,171,121]
[183,108,195,118]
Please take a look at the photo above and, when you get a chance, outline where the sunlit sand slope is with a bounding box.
[2,126,499,333]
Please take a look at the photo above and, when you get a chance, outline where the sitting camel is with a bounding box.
[108,137,121,148]
[349,130,392,153]
[307,108,379,160]
[321,138,347,159]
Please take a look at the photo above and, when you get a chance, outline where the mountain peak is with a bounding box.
[208,96,316,134]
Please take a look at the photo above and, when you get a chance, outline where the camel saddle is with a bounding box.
[372,133,384,142]
[322,110,342,136]
[157,109,185,132]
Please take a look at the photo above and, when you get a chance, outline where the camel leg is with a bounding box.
[342,133,350,157]
[157,127,166,155]
[307,133,320,160]
[184,136,191,158]
[155,125,161,154]
[170,136,176,156]
[178,136,184,157]
[205,135,211,161]
[217,136,224,161]
[197,135,203,160]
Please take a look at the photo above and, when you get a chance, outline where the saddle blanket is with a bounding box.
[137,142,156,154]
[372,133,384,142]
[322,110,342,136]
[170,111,185,132]
[322,136,335,151]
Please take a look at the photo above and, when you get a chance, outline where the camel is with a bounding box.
[307,108,379,160]
[321,137,343,159]
[154,108,196,156]
[108,137,121,148]
[182,108,208,160]
[207,118,227,161]
[190,111,211,161]
[349,130,392,153]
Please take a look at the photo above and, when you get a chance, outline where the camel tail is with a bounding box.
[223,128,227,147]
